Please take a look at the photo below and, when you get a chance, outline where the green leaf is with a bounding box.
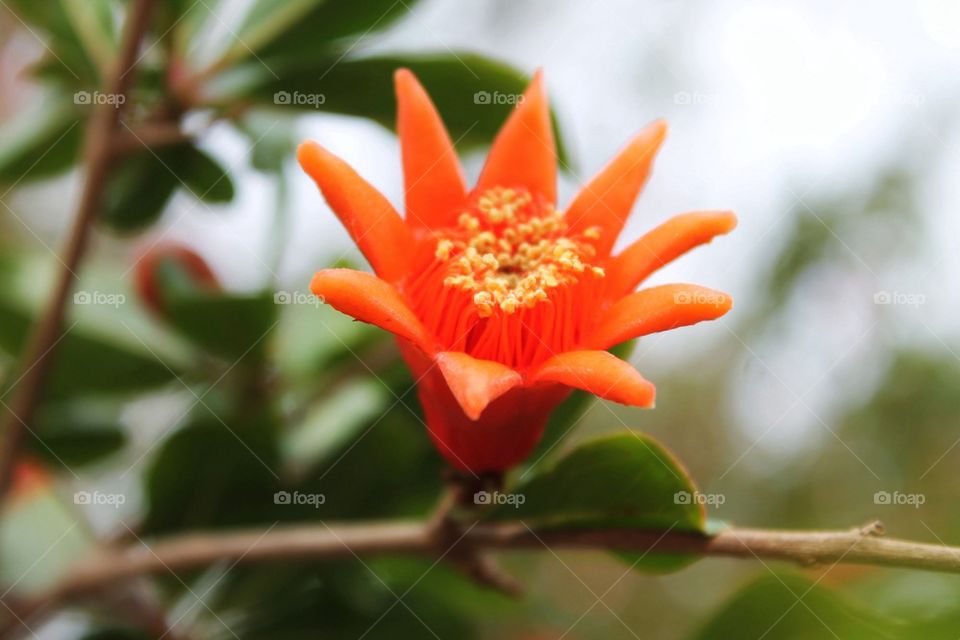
[232,53,570,162]
[162,290,277,361]
[28,402,126,467]
[0,98,81,185]
[142,417,280,534]
[181,146,235,202]
[281,378,390,476]
[691,573,901,640]
[489,432,705,573]
[0,484,93,595]
[101,144,234,232]
[5,0,115,84]
[0,252,186,398]
[218,0,420,71]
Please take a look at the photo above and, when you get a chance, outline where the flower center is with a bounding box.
[434,187,604,317]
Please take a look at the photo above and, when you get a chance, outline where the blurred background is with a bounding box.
[2,0,960,638]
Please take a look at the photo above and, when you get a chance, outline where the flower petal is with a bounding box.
[310,269,435,354]
[531,350,655,407]
[435,351,523,421]
[395,69,467,231]
[607,210,737,296]
[475,70,556,203]
[584,284,732,350]
[565,120,668,256]
[298,142,414,282]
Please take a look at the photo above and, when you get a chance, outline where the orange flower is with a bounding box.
[300,70,735,473]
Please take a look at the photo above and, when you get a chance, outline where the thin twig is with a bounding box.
[0,0,158,497]
[3,516,960,635]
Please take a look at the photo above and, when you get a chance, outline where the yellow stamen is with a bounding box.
[433,187,605,315]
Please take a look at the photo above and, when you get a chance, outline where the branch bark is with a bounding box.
[3,517,958,630]
[0,0,158,497]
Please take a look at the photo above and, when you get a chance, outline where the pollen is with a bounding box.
[435,187,604,316]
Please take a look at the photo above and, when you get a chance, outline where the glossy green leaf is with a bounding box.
[233,53,570,161]
[489,432,705,573]
[692,573,901,640]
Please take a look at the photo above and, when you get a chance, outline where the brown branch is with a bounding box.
[0,0,158,497]
[3,517,959,635]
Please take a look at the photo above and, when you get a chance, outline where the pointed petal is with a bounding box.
[584,284,732,350]
[310,269,435,353]
[532,350,655,407]
[435,351,523,420]
[298,142,413,282]
[565,120,668,256]
[608,210,737,296]
[394,69,467,230]
[476,70,556,202]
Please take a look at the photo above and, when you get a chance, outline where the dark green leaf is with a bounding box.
[0,304,178,399]
[143,415,280,534]
[0,99,81,184]
[489,432,704,573]
[28,402,126,467]
[101,144,234,232]
[162,290,277,361]
[219,0,420,71]
[233,53,570,162]
[691,573,901,640]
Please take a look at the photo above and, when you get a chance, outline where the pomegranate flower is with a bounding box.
[300,70,735,473]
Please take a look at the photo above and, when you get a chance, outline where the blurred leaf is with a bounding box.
[0,484,93,595]
[28,402,126,467]
[162,290,277,361]
[0,305,179,399]
[181,146,235,202]
[5,0,111,84]
[101,144,234,232]
[237,111,296,173]
[143,415,280,534]
[281,378,390,477]
[490,432,704,573]
[691,573,901,640]
[0,98,81,184]
[235,53,570,162]
[220,0,420,71]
